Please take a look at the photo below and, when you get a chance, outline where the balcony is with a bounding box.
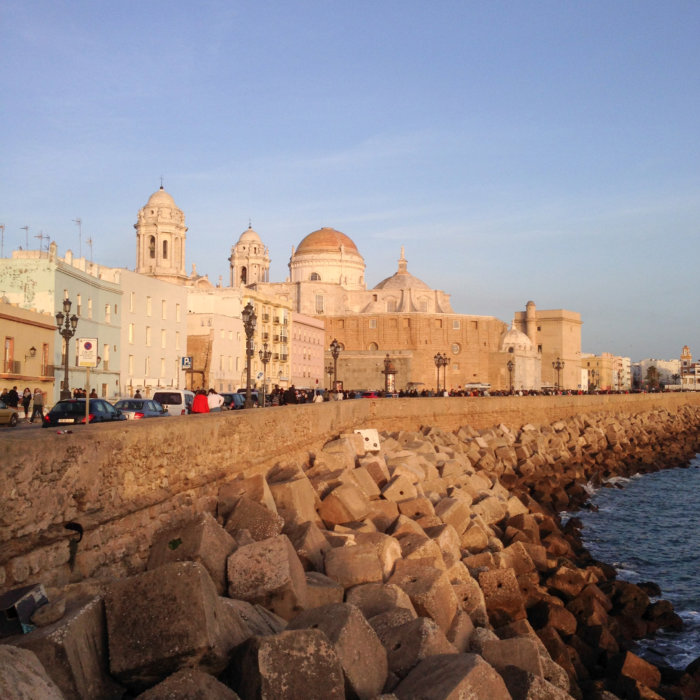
[280,354,288,362]
[273,334,280,342]
[262,314,270,322]
[262,332,270,341]
[2,360,21,375]
[273,317,280,324]
[273,353,280,360]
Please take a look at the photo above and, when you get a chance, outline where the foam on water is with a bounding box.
[576,457,700,670]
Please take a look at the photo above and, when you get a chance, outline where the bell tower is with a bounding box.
[135,185,188,284]
[228,224,270,288]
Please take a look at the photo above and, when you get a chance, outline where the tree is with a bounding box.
[645,365,660,390]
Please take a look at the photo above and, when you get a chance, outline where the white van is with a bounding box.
[152,389,195,416]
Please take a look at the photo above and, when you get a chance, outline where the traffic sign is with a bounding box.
[77,338,99,367]
[181,356,193,369]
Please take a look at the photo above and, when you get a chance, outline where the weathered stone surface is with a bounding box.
[218,474,278,521]
[609,650,662,690]
[451,574,489,627]
[358,453,391,487]
[224,496,285,542]
[434,497,472,535]
[305,571,344,608]
[480,636,543,676]
[479,567,527,627]
[147,512,236,595]
[500,665,574,700]
[396,532,446,570]
[388,561,458,633]
[345,582,417,619]
[219,598,285,637]
[106,562,246,690]
[287,603,387,699]
[227,629,345,700]
[227,535,308,620]
[30,597,66,627]
[136,668,240,699]
[354,532,403,579]
[319,483,371,526]
[398,497,435,520]
[393,653,512,699]
[284,520,331,572]
[324,544,384,588]
[366,499,399,532]
[0,645,65,700]
[268,475,320,526]
[424,523,462,568]
[8,596,123,700]
[471,494,508,526]
[447,609,474,653]
[381,475,418,502]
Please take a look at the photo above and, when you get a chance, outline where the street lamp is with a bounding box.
[242,301,257,409]
[552,357,565,392]
[258,342,272,408]
[507,359,515,393]
[382,353,397,394]
[330,339,341,392]
[56,299,79,400]
[325,362,334,391]
[433,352,448,395]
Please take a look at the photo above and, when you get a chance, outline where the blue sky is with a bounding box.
[2,1,699,361]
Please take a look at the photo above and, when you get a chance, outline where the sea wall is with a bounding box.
[2,392,700,592]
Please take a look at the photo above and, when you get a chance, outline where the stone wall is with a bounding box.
[2,392,700,592]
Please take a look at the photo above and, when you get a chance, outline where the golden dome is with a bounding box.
[295,227,360,255]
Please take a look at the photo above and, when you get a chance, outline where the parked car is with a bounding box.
[235,389,259,406]
[0,400,19,427]
[152,390,195,416]
[221,392,246,410]
[42,398,126,427]
[113,398,169,419]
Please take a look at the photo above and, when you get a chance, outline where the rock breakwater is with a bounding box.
[2,405,700,699]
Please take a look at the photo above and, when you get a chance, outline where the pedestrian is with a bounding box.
[6,386,19,408]
[134,389,142,399]
[89,388,98,398]
[313,390,324,403]
[0,388,7,404]
[30,388,44,423]
[21,388,32,420]
[191,390,210,413]
[207,388,224,412]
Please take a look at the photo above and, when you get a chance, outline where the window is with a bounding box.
[103,343,110,371]
[128,323,134,343]
[128,355,134,374]
[160,358,166,377]
[369,342,378,351]
[310,272,321,281]
[175,303,181,322]
[87,299,92,319]
[453,320,460,330]
[162,240,168,259]
[434,319,443,329]
[451,343,461,354]
[145,356,150,375]
[146,327,151,346]
[77,294,82,316]
[538,345,543,353]
[149,236,155,258]
[105,304,111,323]
[162,300,167,319]
[369,319,377,329]
[315,295,324,314]
[3,337,13,372]
[161,330,167,349]
[387,299,397,312]
[418,299,428,312]
[146,297,152,317]
[41,343,49,375]
[176,331,180,350]
[130,292,135,313]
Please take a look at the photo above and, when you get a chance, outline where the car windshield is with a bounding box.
[116,400,142,410]
[153,392,182,405]
[51,401,86,416]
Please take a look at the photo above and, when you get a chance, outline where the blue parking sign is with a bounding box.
[181,356,193,369]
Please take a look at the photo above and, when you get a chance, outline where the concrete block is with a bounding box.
[269,476,320,526]
[106,562,245,691]
[461,521,490,553]
[397,497,435,520]
[351,466,382,499]
[499,666,573,700]
[345,583,417,620]
[479,567,527,627]
[368,607,417,645]
[471,494,508,526]
[227,629,344,700]
[220,598,285,637]
[354,428,381,453]
[388,561,458,633]
[396,532,446,570]
[424,523,462,568]
[480,636,543,676]
[218,474,278,521]
[497,541,537,576]
[288,603,387,699]
[148,512,236,595]
[381,475,418,502]
[447,609,474,653]
[451,576,489,627]
[366,499,399,532]
[358,453,391,487]
[355,532,403,579]
[393,652,511,699]
[378,617,456,680]
[224,496,285,542]
[227,535,308,621]
[284,520,331,572]
[6,595,123,700]
[305,571,344,608]
[435,497,471,535]
[389,514,427,537]
[135,668,240,699]
[319,483,370,526]
[324,544,384,588]
[0,645,65,699]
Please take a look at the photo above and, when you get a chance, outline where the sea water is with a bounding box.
[574,456,700,670]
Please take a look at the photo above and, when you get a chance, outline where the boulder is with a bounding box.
[304,571,344,608]
[478,568,527,627]
[269,475,320,526]
[345,582,417,619]
[226,629,344,700]
[319,483,370,526]
[0,645,65,700]
[499,665,574,699]
[147,512,236,595]
[393,653,511,699]
[324,544,384,588]
[287,603,387,699]
[284,520,331,572]
[227,535,308,621]
[135,668,240,699]
[218,474,278,521]
[224,496,285,542]
[480,636,543,676]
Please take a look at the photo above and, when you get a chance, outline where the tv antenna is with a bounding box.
[86,237,94,262]
[35,231,49,253]
[0,224,4,257]
[20,225,29,249]
[73,218,82,257]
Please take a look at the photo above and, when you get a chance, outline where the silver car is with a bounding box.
[113,398,169,420]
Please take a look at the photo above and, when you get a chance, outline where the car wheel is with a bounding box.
[9,414,18,427]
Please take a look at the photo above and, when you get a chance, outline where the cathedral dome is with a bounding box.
[146,186,177,208]
[501,326,535,353]
[374,270,430,290]
[238,226,263,244]
[295,227,360,256]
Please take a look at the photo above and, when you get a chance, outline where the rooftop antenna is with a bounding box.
[160,175,164,190]
[0,224,4,258]
[20,225,29,249]
[34,231,47,252]
[86,236,94,262]
[73,218,82,257]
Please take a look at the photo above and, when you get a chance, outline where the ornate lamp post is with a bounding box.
[258,342,272,407]
[507,359,515,393]
[325,362,334,392]
[552,357,565,392]
[55,298,79,400]
[242,301,257,409]
[330,339,341,392]
[382,354,397,394]
[433,352,448,395]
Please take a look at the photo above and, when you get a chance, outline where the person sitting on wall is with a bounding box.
[191,389,209,413]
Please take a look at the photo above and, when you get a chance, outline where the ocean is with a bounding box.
[573,456,700,670]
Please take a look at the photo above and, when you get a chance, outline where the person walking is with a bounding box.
[6,386,19,408]
[21,388,32,420]
[30,388,44,423]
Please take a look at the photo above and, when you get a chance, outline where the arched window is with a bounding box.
[310,272,321,281]
[162,240,168,259]
[369,342,378,351]
[240,267,247,285]
[148,236,155,259]
[386,299,397,312]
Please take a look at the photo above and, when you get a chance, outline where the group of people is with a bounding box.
[72,387,99,399]
[0,385,45,422]
[191,388,225,413]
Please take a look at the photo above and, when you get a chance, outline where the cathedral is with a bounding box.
[135,186,582,393]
